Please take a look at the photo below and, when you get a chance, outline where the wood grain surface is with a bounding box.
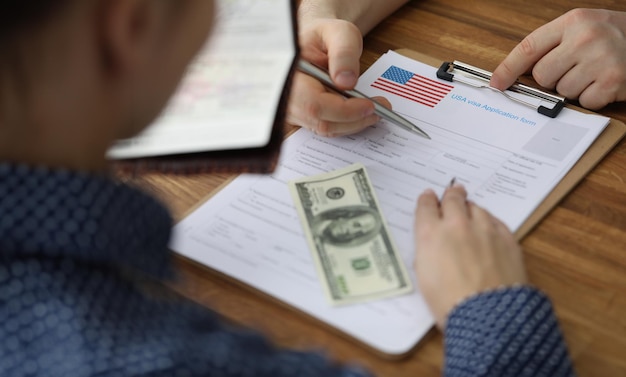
[118,1,626,376]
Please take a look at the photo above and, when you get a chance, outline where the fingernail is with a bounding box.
[335,71,357,88]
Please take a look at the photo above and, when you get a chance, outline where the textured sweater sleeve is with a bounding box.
[443,286,576,377]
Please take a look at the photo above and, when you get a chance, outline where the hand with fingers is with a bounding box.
[286,18,391,137]
[490,8,626,110]
[289,0,410,137]
[413,184,527,329]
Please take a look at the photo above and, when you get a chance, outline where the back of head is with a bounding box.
[0,0,215,171]
[1,1,70,33]
[0,0,75,102]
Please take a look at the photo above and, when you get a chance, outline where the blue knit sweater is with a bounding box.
[0,164,575,376]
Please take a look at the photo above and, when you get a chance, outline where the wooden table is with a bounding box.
[122,1,626,376]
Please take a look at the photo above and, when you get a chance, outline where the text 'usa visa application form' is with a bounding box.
[170,50,610,356]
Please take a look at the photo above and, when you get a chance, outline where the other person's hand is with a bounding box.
[491,8,626,110]
[413,185,528,329]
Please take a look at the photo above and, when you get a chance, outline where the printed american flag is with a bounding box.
[371,66,454,108]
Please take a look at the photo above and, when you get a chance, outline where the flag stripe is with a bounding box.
[410,76,454,94]
[371,81,439,107]
[373,78,450,105]
[394,79,449,100]
[371,83,437,108]
[372,65,454,108]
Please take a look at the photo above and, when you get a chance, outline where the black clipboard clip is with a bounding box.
[437,61,566,118]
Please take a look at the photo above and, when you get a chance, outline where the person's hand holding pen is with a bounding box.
[291,0,429,138]
[287,17,392,137]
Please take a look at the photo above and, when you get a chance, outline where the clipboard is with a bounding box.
[436,60,566,118]
[109,0,299,175]
[396,48,626,240]
[170,48,626,361]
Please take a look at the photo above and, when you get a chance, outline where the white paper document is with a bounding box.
[107,0,295,159]
[170,51,610,355]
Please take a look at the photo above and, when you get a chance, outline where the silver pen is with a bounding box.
[297,59,431,140]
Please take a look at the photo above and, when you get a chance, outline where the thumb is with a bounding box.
[323,21,363,90]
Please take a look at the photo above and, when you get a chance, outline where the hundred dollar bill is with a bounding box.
[289,163,413,305]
